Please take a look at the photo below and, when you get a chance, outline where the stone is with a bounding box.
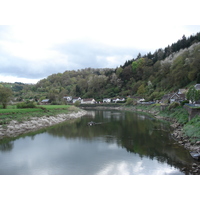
[181,167,186,171]
[192,163,197,167]
[196,141,200,145]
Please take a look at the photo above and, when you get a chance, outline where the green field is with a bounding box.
[0,105,73,125]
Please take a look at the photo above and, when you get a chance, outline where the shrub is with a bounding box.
[180,100,189,106]
[168,102,180,110]
[126,98,134,105]
[17,101,36,109]
[74,101,81,107]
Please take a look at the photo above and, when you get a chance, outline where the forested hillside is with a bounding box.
[5,32,200,103]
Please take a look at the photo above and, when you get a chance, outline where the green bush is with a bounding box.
[180,100,189,106]
[17,101,36,109]
[168,102,180,110]
[126,98,134,105]
[74,101,81,107]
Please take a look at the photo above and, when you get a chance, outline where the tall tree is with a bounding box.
[0,87,13,109]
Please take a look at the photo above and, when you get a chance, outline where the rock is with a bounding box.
[192,163,198,167]
[0,110,87,139]
[178,141,184,145]
[196,141,200,145]
[193,169,199,173]
[181,167,186,171]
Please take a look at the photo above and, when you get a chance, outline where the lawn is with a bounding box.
[0,105,72,125]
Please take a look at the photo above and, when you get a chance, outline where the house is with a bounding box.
[103,98,111,103]
[112,97,125,103]
[169,93,185,103]
[72,97,81,104]
[81,98,96,104]
[195,84,200,90]
[178,89,187,94]
[137,98,145,103]
[63,96,72,102]
[41,99,50,105]
[161,92,185,104]
[160,94,171,104]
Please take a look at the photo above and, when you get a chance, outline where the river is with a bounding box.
[0,109,194,175]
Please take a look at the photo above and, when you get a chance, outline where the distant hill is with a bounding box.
[4,32,200,102]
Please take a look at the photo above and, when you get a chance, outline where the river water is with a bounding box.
[0,110,194,175]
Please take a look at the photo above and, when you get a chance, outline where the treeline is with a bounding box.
[10,32,200,102]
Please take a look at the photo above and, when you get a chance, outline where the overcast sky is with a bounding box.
[0,0,199,84]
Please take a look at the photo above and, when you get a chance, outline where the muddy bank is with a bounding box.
[0,110,87,139]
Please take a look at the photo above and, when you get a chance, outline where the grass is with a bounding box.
[159,106,188,124]
[0,104,72,125]
[183,115,200,142]
[133,104,200,142]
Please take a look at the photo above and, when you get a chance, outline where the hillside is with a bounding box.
[3,32,200,103]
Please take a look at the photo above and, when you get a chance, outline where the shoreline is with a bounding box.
[83,105,200,152]
[0,110,87,139]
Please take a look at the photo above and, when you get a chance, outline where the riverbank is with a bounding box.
[84,104,200,151]
[0,107,87,139]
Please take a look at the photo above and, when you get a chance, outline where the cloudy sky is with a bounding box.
[0,0,199,84]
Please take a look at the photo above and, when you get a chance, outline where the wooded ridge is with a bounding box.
[1,32,200,103]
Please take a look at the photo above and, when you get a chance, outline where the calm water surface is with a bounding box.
[0,110,194,175]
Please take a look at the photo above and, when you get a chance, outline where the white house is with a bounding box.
[112,97,125,103]
[81,98,96,104]
[41,99,50,105]
[72,97,81,104]
[103,98,111,103]
[137,98,145,103]
[63,96,72,102]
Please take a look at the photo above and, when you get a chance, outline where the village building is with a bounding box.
[63,96,72,102]
[178,88,187,94]
[81,98,96,104]
[40,99,50,105]
[103,98,111,103]
[161,92,185,104]
[72,97,81,104]
[112,97,125,103]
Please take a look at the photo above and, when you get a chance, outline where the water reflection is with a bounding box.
[0,141,14,152]
[0,110,193,175]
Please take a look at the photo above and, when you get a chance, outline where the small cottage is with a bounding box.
[81,98,96,104]
[41,99,50,105]
[72,97,81,104]
[112,97,125,103]
[161,93,185,104]
[103,98,111,103]
[63,96,72,102]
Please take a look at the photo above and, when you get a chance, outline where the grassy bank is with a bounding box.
[130,104,200,142]
[0,105,78,125]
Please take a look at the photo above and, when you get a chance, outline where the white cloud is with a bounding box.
[0,1,199,83]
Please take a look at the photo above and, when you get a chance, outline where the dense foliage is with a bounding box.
[2,32,200,103]
[16,100,36,109]
[0,87,13,109]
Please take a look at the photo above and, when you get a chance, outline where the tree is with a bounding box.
[137,84,146,96]
[186,86,200,104]
[0,87,13,109]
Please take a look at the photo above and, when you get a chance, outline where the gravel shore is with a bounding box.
[0,110,87,139]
